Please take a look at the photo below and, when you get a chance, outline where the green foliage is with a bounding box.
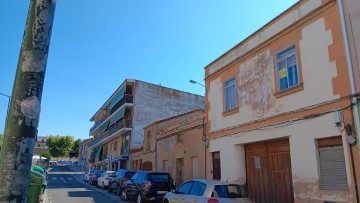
[71,138,82,158]
[41,151,52,161]
[46,136,73,158]
[0,133,3,150]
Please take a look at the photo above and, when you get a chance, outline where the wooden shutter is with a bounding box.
[319,145,348,190]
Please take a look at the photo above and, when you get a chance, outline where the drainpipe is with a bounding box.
[337,0,360,146]
[338,1,360,202]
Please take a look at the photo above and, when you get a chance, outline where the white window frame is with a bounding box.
[224,77,237,111]
[276,45,300,91]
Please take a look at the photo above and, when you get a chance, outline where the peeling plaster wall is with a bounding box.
[210,113,354,202]
[131,81,204,149]
[209,17,338,132]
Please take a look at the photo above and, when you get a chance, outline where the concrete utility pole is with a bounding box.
[0,0,56,202]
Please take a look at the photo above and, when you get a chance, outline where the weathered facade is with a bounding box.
[205,0,360,202]
[88,79,204,171]
[131,109,205,186]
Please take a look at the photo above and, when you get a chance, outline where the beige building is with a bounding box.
[205,0,360,202]
[131,109,205,186]
[33,136,48,155]
[88,79,204,171]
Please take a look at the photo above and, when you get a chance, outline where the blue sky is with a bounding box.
[0,0,298,140]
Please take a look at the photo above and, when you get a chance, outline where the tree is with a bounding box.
[47,136,73,158]
[71,138,82,158]
[41,151,51,161]
[0,133,3,151]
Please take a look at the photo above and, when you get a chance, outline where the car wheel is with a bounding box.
[116,186,121,196]
[164,199,169,203]
[120,189,128,201]
[137,193,143,203]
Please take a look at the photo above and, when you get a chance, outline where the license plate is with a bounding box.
[157,191,167,194]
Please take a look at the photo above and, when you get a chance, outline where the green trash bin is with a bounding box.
[31,165,45,175]
[27,170,47,203]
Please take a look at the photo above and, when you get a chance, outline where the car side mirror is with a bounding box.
[170,189,175,193]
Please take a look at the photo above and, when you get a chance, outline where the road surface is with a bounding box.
[45,165,127,203]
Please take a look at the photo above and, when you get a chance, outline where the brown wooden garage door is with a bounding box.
[245,139,293,203]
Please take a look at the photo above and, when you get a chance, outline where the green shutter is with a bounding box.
[95,146,103,158]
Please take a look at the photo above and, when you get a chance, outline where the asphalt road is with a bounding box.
[45,165,128,203]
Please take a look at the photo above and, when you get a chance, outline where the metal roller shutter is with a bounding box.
[319,145,348,190]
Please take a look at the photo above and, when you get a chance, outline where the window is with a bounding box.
[224,78,237,111]
[121,134,130,155]
[146,131,151,151]
[162,160,169,172]
[177,134,183,143]
[276,45,299,91]
[318,137,348,190]
[114,141,117,151]
[189,181,206,196]
[177,181,194,194]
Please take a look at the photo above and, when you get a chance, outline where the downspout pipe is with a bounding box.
[338,1,360,202]
[337,0,360,149]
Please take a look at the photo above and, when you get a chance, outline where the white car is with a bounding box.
[163,179,251,203]
[84,170,94,182]
[97,171,116,189]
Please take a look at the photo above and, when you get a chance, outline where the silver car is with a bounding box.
[163,179,251,203]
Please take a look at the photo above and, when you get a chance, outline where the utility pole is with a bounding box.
[0,0,56,202]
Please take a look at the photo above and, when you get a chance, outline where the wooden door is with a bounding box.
[212,152,221,180]
[245,139,293,203]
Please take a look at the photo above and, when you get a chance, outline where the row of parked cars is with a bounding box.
[84,169,250,203]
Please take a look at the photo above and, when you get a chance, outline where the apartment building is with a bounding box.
[205,0,360,202]
[88,79,204,171]
[33,136,48,155]
[131,109,205,186]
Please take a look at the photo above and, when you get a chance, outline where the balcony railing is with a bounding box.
[90,94,133,134]
[110,94,133,114]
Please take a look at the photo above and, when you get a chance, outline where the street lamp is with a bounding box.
[189,79,207,179]
[189,79,205,87]
[0,92,10,130]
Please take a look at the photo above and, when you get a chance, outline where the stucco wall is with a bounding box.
[208,8,348,132]
[210,113,354,202]
[132,81,204,149]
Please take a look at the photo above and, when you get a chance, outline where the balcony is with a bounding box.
[90,94,133,134]
[88,119,132,150]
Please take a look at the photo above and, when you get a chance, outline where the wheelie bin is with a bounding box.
[27,170,47,203]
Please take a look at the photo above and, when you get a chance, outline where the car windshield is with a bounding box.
[149,174,171,181]
[109,172,116,177]
[125,172,135,178]
[94,171,103,176]
[212,185,248,198]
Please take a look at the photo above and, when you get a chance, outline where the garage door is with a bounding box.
[245,139,293,203]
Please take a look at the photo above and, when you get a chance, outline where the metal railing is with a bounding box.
[90,94,133,134]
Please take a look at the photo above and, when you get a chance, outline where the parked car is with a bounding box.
[89,170,104,186]
[97,171,116,189]
[121,171,175,202]
[108,169,136,194]
[84,170,95,182]
[163,179,251,203]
